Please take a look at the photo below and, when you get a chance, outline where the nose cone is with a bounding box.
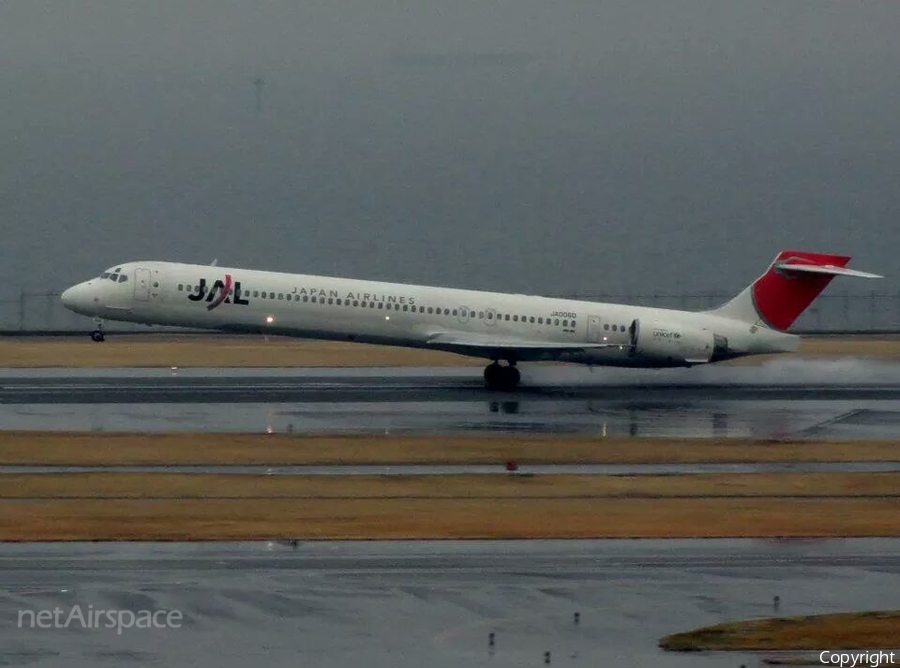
[61,282,98,316]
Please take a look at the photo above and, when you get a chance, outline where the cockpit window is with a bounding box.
[99,266,128,282]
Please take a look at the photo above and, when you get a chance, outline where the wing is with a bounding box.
[424,331,617,361]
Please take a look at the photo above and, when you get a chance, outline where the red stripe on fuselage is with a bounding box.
[751,251,849,330]
[207,274,233,311]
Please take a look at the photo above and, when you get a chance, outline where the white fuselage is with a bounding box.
[61,261,799,367]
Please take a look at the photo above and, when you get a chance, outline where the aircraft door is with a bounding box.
[457,306,471,324]
[134,267,151,301]
[485,307,497,327]
[587,315,603,342]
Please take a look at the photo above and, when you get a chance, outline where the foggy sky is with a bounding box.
[1,1,898,300]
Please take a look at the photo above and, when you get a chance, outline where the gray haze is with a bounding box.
[2,1,898,302]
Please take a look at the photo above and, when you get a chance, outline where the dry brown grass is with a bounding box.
[2,432,899,466]
[3,497,900,540]
[4,471,900,499]
[0,335,476,368]
[0,334,898,368]
[660,610,900,651]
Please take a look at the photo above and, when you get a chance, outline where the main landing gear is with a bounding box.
[483,361,520,390]
[90,320,105,342]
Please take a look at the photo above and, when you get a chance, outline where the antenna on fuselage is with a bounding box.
[210,259,218,266]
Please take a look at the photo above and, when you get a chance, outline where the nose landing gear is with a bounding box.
[90,320,105,342]
[483,361,520,390]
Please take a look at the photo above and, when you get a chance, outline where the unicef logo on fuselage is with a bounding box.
[651,329,682,339]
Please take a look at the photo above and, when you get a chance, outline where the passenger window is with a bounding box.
[370,302,375,308]
[278,294,284,300]
[504,314,510,321]
[478,312,484,318]
[563,319,568,327]
[444,308,450,315]
[554,319,560,326]
[529,316,535,323]
[326,298,332,304]
[572,321,577,328]
[452,309,458,316]
[177,284,183,291]
[302,296,309,302]
[402,305,408,311]
[513,315,519,322]
[269,292,275,299]
[378,303,383,309]
[604,324,609,330]
[253,291,258,298]
[487,312,493,319]
[621,325,626,331]
[427,307,433,314]
[261,292,267,299]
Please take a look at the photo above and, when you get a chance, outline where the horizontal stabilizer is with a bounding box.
[775,262,882,279]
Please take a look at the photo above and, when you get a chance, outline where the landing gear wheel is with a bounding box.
[483,362,521,390]
[90,329,105,342]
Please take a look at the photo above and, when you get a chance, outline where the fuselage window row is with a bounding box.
[179,281,573,329]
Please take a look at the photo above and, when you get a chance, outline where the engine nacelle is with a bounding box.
[629,319,723,366]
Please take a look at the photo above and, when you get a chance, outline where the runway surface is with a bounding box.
[1,359,899,437]
[2,539,900,667]
[3,366,900,403]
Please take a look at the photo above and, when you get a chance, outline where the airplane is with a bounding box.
[61,250,880,389]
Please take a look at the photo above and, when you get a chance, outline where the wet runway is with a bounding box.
[2,539,900,668]
[1,363,898,667]
[1,360,899,437]
[2,370,900,404]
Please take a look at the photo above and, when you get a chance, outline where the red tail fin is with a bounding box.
[752,251,849,330]
[711,250,881,330]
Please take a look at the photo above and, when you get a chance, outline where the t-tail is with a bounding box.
[711,250,882,330]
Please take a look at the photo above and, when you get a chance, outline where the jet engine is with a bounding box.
[628,319,727,366]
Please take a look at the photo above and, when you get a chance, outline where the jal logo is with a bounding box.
[187,275,249,310]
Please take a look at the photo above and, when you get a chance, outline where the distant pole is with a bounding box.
[253,77,265,113]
